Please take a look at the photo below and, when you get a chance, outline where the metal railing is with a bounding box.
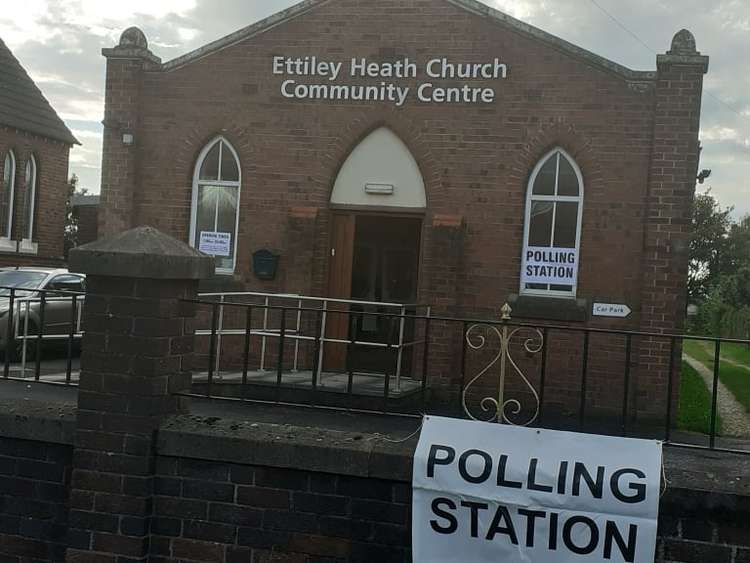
[0,286,85,384]
[187,295,750,457]
[1,283,748,457]
[195,292,431,392]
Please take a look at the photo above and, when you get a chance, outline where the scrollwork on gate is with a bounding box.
[462,304,542,426]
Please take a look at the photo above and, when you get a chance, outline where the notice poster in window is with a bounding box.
[522,246,578,286]
[199,231,232,257]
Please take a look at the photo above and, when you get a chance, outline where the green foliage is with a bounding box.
[64,174,87,259]
[689,191,750,337]
[689,190,733,301]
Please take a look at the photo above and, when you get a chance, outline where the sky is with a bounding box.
[0,0,748,215]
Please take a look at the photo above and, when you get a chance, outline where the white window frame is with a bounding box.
[520,148,584,298]
[1,150,17,251]
[189,137,242,275]
[21,154,38,254]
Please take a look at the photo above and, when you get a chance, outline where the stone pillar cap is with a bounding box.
[657,28,709,73]
[102,27,161,64]
[69,226,215,280]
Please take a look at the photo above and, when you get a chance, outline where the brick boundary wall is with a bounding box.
[0,402,748,563]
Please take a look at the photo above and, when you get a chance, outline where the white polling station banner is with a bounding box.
[199,231,232,257]
[521,246,579,286]
[413,416,661,563]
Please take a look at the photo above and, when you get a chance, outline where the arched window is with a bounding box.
[520,148,584,297]
[1,150,16,240]
[23,154,37,242]
[190,137,241,273]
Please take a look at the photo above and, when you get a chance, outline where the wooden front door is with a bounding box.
[325,213,356,370]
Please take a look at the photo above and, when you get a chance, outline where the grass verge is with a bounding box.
[677,360,721,434]
[683,339,750,415]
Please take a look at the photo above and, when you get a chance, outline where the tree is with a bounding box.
[723,215,750,276]
[688,190,733,302]
[64,174,87,258]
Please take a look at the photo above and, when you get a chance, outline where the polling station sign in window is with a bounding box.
[521,247,579,286]
[413,416,661,563]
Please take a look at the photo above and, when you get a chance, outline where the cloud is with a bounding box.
[0,0,747,214]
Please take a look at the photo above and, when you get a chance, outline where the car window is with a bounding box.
[0,271,47,297]
[46,275,85,295]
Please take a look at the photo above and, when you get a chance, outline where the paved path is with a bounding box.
[683,354,750,437]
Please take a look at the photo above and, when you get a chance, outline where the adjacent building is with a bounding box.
[97,0,709,420]
[0,38,78,266]
[71,194,100,248]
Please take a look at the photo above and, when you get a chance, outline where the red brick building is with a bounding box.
[0,38,78,266]
[98,0,708,419]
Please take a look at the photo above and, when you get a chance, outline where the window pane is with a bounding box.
[195,185,217,246]
[48,275,83,292]
[215,187,238,270]
[24,158,35,240]
[553,202,579,248]
[557,155,580,196]
[533,153,557,195]
[3,154,10,186]
[1,153,11,237]
[199,143,220,181]
[220,142,239,182]
[550,285,573,292]
[528,201,554,246]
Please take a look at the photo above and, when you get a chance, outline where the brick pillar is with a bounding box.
[99,28,161,237]
[638,30,709,419]
[66,226,213,562]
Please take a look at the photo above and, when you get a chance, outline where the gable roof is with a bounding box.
[0,38,79,145]
[161,0,655,81]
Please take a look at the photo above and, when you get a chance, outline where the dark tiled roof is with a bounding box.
[0,37,78,145]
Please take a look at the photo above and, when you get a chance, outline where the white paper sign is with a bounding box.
[522,246,578,286]
[413,416,661,563]
[199,232,232,257]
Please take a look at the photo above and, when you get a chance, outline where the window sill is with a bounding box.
[508,294,588,323]
[18,240,38,255]
[0,238,17,253]
[198,273,246,293]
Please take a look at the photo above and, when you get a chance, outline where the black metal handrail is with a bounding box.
[1,284,748,458]
[185,296,750,457]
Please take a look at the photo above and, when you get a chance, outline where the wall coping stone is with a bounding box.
[656,53,710,73]
[0,398,76,445]
[69,225,215,279]
[1,386,748,505]
[158,414,415,482]
[158,411,750,502]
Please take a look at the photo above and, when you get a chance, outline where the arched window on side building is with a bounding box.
[1,150,16,246]
[23,154,38,248]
